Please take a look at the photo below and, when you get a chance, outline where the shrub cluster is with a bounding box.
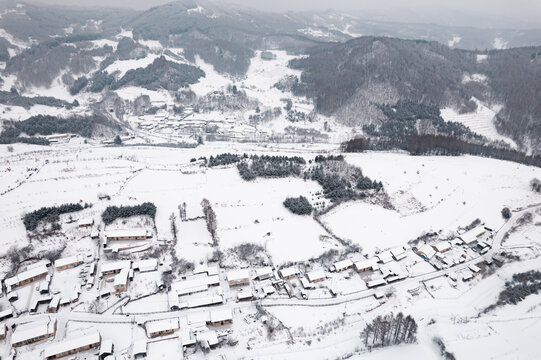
[208,153,245,167]
[283,196,313,215]
[485,270,541,311]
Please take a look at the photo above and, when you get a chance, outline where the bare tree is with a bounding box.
[169,213,178,242]
[201,198,218,246]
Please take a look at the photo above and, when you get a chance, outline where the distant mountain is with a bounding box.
[126,0,322,77]
[1,1,540,152]
[289,36,541,152]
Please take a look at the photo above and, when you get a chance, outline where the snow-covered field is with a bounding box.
[321,152,540,254]
[441,98,516,147]
[1,140,540,360]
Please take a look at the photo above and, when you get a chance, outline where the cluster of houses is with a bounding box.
[0,216,505,359]
[98,258,159,297]
[1,254,96,317]
[416,226,494,270]
[9,322,106,360]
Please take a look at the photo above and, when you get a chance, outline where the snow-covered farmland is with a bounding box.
[322,152,541,254]
[105,53,160,78]
[0,141,541,359]
[440,98,516,147]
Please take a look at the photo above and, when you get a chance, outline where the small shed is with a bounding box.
[366,278,387,288]
[78,218,94,228]
[99,339,114,359]
[237,289,254,302]
[306,269,326,283]
[133,340,147,358]
[113,268,129,293]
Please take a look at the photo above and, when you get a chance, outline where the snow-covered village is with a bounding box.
[0,1,541,359]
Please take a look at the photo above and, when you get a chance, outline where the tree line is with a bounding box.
[484,270,541,312]
[365,100,482,141]
[1,114,120,140]
[101,202,157,225]
[342,135,541,168]
[201,199,218,246]
[208,153,246,167]
[237,155,306,181]
[23,203,85,231]
[0,89,74,110]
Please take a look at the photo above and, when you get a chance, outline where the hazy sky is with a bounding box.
[27,0,541,27]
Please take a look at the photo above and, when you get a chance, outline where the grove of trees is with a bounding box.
[485,270,541,312]
[23,203,85,231]
[283,196,313,215]
[360,313,418,349]
[501,207,511,220]
[101,202,157,225]
[531,178,541,193]
[1,114,121,140]
[342,135,541,168]
[237,155,305,181]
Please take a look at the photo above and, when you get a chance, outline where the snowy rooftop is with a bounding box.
[210,308,232,323]
[54,254,84,268]
[77,218,94,226]
[377,251,393,262]
[227,269,250,282]
[256,266,273,278]
[146,318,179,335]
[307,269,326,282]
[0,309,13,318]
[459,226,487,244]
[194,263,220,276]
[187,295,223,308]
[171,277,210,296]
[197,331,218,346]
[433,241,452,252]
[367,278,387,287]
[354,258,378,270]
[417,244,436,259]
[100,339,113,356]
[44,331,100,358]
[101,260,131,274]
[333,259,353,270]
[114,268,129,287]
[11,320,56,346]
[133,339,147,356]
[132,258,158,271]
[5,264,48,287]
[105,229,150,239]
[390,246,406,257]
[279,266,297,278]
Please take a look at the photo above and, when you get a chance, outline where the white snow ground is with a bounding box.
[440,98,517,147]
